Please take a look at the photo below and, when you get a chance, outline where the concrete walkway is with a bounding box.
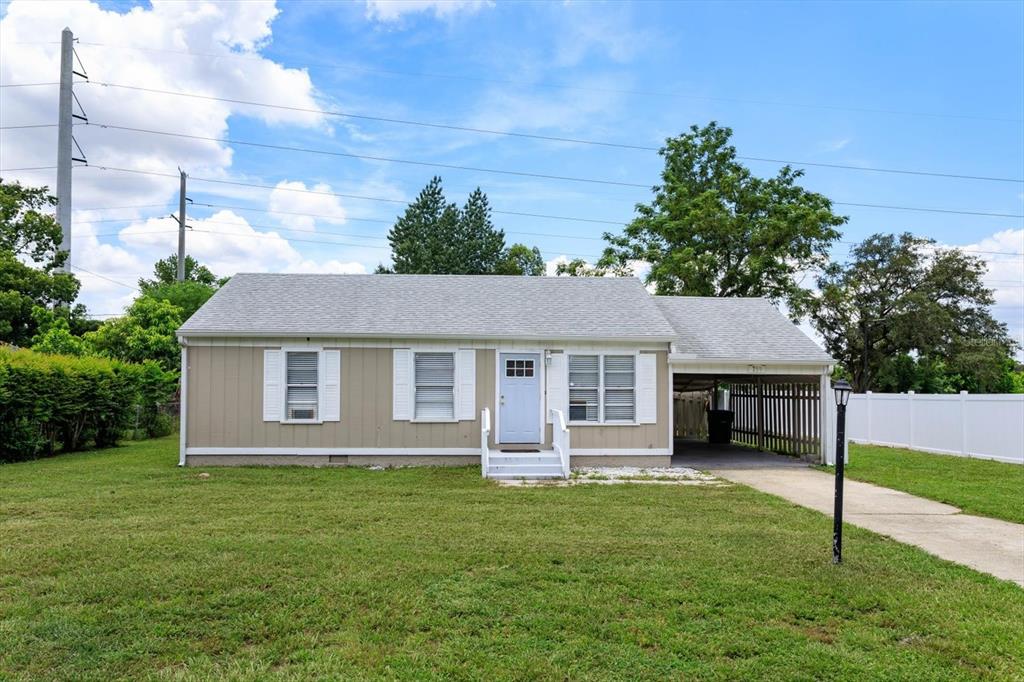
[674,444,1024,587]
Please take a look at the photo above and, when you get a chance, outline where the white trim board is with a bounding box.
[570,449,672,456]
[181,336,670,352]
[186,447,481,456]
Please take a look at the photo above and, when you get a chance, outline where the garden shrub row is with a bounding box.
[0,346,178,463]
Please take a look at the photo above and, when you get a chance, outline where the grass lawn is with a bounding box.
[838,444,1024,525]
[2,437,1022,680]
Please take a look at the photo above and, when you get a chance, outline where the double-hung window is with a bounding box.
[414,352,455,420]
[568,354,635,423]
[285,351,319,421]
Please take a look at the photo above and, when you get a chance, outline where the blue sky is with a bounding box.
[1,0,1021,345]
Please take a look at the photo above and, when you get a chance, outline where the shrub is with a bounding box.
[0,346,177,463]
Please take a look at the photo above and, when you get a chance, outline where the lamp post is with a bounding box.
[832,379,852,564]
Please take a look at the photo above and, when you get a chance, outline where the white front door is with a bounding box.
[499,353,541,443]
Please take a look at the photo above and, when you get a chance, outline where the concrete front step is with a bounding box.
[487,464,564,475]
[488,472,565,480]
[489,455,561,467]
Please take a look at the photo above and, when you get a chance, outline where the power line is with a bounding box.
[0,82,60,88]
[78,165,630,225]
[77,226,606,261]
[70,264,139,291]
[0,166,59,172]
[82,82,1022,184]
[77,162,1024,220]
[86,122,651,189]
[73,42,1022,124]
[0,123,59,130]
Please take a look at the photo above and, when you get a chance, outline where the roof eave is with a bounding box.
[177,329,678,343]
[668,354,835,366]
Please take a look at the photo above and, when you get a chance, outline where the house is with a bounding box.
[177,274,837,478]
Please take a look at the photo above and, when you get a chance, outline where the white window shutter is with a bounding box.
[636,353,658,424]
[320,350,341,422]
[455,349,476,420]
[393,349,412,421]
[263,349,283,422]
[546,352,566,423]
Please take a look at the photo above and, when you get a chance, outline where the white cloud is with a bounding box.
[268,180,348,231]
[0,0,361,314]
[117,210,367,278]
[364,0,492,23]
[820,137,851,153]
[945,229,1024,354]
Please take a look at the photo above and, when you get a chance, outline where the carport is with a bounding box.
[653,296,839,465]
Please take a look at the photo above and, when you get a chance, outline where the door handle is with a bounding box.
[500,395,505,405]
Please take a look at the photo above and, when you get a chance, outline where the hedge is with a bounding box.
[0,346,177,463]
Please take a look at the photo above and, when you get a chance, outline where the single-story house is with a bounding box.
[177,274,838,478]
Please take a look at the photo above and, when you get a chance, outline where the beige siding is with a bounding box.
[188,346,495,449]
[540,351,670,450]
[186,345,668,452]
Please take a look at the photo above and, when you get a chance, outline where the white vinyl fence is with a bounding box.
[847,391,1024,465]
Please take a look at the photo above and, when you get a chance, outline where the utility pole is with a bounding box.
[177,169,187,281]
[56,27,74,272]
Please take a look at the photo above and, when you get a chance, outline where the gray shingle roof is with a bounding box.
[654,296,833,363]
[179,273,678,340]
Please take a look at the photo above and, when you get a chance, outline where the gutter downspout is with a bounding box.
[178,340,188,467]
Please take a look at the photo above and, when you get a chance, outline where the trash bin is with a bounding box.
[707,409,734,444]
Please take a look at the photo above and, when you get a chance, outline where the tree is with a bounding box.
[140,281,216,321]
[495,244,546,276]
[806,232,1015,392]
[29,307,89,357]
[384,177,540,275]
[138,254,225,290]
[595,122,845,311]
[0,180,81,345]
[85,296,184,372]
[458,188,506,274]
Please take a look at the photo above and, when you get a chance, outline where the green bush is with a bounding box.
[0,346,178,463]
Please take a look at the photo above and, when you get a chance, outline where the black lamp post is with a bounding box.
[832,379,852,564]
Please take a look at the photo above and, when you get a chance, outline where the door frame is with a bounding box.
[494,350,545,445]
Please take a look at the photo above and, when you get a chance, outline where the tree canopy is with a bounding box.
[0,179,81,346]
[139,254,226,291]
[593,122,846,311]
[382,177,543,276]
[806,232,1016,392]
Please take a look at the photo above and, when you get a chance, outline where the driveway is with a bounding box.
[674,442,1024,587]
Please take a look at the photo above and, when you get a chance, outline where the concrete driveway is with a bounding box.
[674,442,1024,587]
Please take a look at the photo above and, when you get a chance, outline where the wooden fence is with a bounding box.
[730,380,821,457]
[674,391,709,439]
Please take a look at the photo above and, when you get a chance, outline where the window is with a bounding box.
[568,354,636,423]
[568,355,600,422]
[286,351,318,421]
[505,358,535,377]
[415,352,455,420]
[603,355,635,422]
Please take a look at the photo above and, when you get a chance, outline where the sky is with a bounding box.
[0,0,1022,349]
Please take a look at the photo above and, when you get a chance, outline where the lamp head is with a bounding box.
[833,379,853,407]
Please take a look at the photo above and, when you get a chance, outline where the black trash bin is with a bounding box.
[707,409,734,444]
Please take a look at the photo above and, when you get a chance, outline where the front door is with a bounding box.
[499,353,541,443]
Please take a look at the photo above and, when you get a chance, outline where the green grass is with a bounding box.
[836,444,1024,524]
[2,437,1022,680]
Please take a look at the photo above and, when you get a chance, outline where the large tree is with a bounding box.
[382,177,541,275]
[138,253,225,290]
[806,232,1015,392]
[595,122,846,310]
[0,180,81,345]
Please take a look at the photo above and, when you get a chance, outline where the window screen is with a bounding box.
[286,351,318,420]
[603,355,635,421]
[568,355,599,422]
[415,352,455,420]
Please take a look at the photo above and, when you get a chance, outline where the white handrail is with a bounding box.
[550,408,571,479]
[480,407,491,478]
